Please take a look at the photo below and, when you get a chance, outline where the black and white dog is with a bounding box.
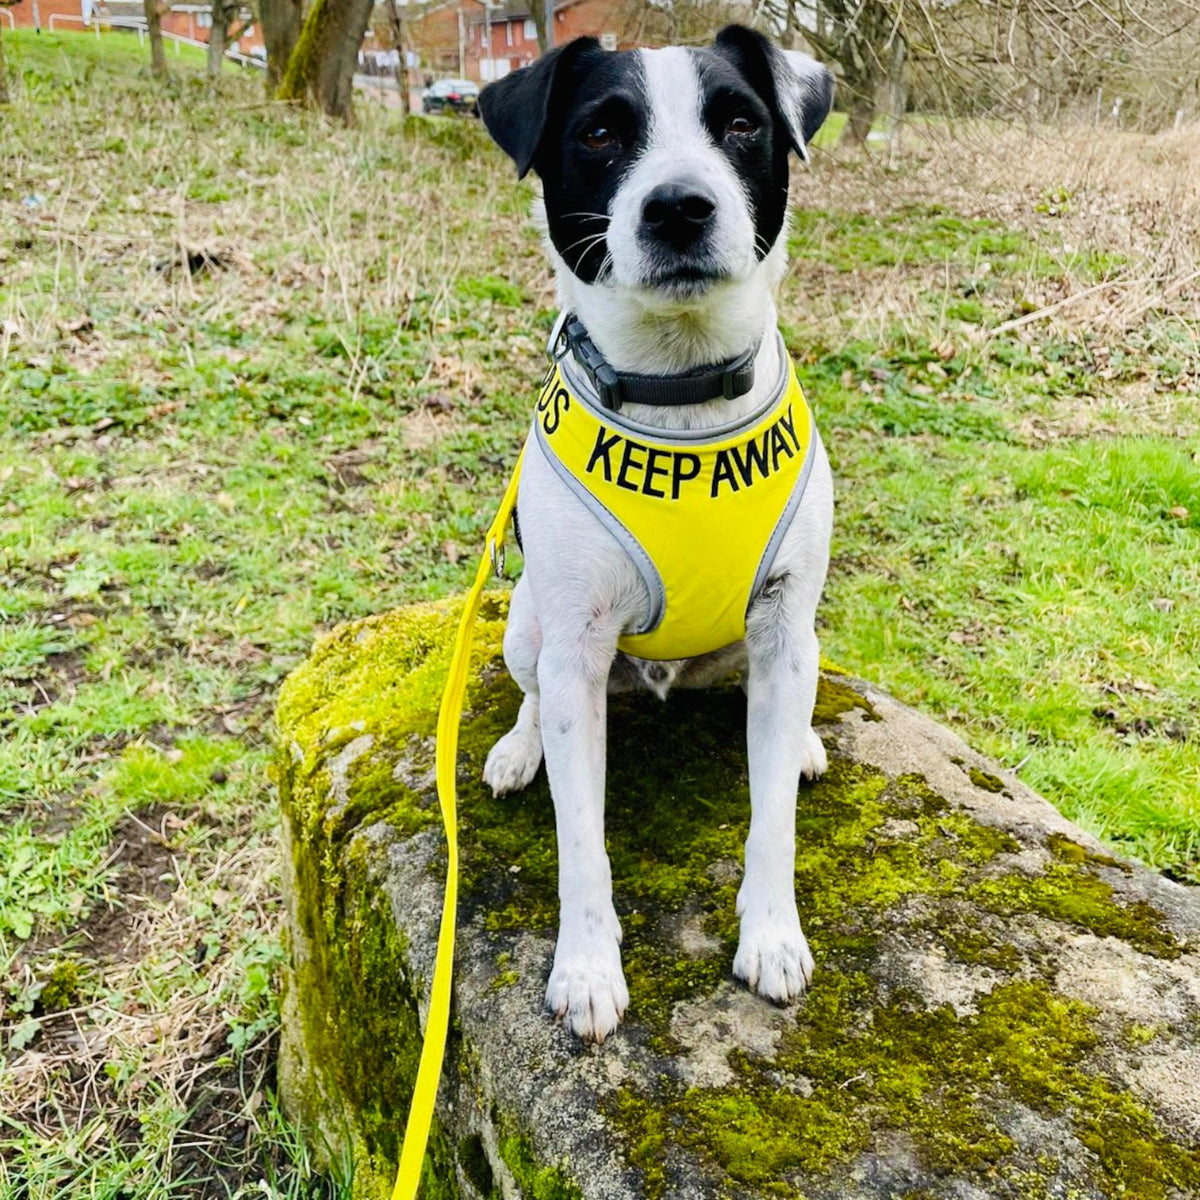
[478,27,835,1042]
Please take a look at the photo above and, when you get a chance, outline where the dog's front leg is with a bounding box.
[537,620,628,1042]
[734,581,826,1003]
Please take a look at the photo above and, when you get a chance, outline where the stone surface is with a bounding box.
[275,595,1200,1200]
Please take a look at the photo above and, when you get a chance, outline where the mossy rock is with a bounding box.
[275,595,1200,1200]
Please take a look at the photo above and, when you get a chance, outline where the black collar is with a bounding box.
[560,314,756,413]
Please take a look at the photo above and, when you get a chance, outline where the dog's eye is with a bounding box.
[581,126,620,152]
[726,115,759,138]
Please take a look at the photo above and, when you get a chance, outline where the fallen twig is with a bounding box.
[987,277,1150,337]
[988,267,1200,337]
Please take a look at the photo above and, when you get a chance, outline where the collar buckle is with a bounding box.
[721,347,756,400]
[565,315,624,411]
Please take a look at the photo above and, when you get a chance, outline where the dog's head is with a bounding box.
[479,27,833,317]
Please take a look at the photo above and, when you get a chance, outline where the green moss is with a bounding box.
[284,817,446,1197]
[942,928,1021,972]
[971,850,1182,959]
[681,1083,863,1183]
[607,1092,669,1196]
[276,597,510,1196]
[614,978,1200,1199]
[276,597,508,799]
[811,677,879,724]
[497,1134,583,1200]
[275,0,329,102]
[458,1134,496,1196]
[489,952,520,991]
[1047,832,1131,873]
[38,958,84,1012]
[1125,1022,1163,1047]
[794,769,1019,938]
[967,766,1006,793]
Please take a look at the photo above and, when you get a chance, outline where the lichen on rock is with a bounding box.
[276,594,1200,1199]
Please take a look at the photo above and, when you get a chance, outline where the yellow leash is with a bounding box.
[390,443,525,1200]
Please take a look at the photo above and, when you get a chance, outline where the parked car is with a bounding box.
[422,79,480,116]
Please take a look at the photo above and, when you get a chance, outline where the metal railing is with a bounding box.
[44,12,265,68]
[1,8,14,29]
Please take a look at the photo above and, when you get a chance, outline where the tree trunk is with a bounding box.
[816,0,829,44]
[261,0,303,94]
[384,0,410,115]
[0,20,9,106]
[206,0,228,78]
[886,34,905,167]
[276,0,375,122]
[531,0,551,54]
[846,94,874,144]
[781,0,796,50]
[809,0,891,148]
[1022,0,1038,135]
[841,40,881,146]
[144,0,168,78]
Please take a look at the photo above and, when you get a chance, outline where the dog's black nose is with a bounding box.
[641,183,716,248]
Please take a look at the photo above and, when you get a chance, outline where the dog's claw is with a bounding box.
[733,909,814,1004]
[545,932,628,1042]
[483,726,543,796]
[800,726,827,780]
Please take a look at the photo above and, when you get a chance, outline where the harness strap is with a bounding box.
[390,442,525,1200]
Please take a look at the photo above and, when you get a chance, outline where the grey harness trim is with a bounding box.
[751,432,819,603]
[532,420,666,638]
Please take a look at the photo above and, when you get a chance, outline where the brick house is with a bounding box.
[408,0,632,84]
[5,0,95,33]
[405,0,482,79]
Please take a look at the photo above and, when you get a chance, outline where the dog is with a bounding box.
[477,26,835,1042]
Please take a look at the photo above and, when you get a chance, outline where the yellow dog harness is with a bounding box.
[531,337,818,660]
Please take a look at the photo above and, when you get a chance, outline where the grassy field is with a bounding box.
[1,28,1198,1197]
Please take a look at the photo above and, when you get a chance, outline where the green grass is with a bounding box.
[1,26,1198,1197]
[10,27,220,86]
[789,205,1029,271]
[807,368,1200,868]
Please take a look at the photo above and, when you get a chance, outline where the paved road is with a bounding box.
[353,73,425,112]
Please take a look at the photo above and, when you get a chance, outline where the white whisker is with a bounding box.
[562,231,610,259]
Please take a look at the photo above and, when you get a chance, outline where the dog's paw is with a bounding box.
[545,930,628,1043]
[800,726,827,780]
[483,726,543,796]
[733,908,814,1005]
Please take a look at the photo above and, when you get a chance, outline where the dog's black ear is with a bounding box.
[713,25,835,161]
[478,37,602,178]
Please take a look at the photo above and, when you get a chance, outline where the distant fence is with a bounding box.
[44,13,266,69]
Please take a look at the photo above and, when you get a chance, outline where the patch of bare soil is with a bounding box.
[2,806,299,1195]
[78,808,179,962]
